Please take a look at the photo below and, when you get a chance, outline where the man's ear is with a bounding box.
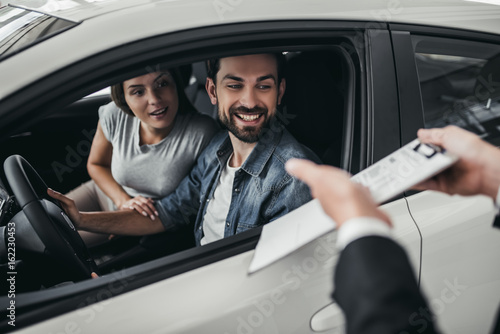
[277,78,286,105]
[205,78,218,105]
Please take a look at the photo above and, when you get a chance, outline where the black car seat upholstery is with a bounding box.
[283,50,345,167]
[184,62,217,119]
[474,53,500,104]
[471,53,500,139]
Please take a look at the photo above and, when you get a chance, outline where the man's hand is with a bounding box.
[47,188,82,227]
[285,159,391,228]
[119,196,158,221]
[417,126,500,199]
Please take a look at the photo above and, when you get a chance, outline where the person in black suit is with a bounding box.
[285,125,500,334]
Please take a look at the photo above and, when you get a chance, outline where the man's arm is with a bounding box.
[286,126,500,229]
[334,236,438,334]
[48,188,165,235]
[285,159,438,334]
[285,126,500,333]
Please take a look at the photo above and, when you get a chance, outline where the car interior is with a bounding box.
[412,36,500,146]
[0,45,359,295]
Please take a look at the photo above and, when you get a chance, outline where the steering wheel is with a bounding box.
[3,155,98,282]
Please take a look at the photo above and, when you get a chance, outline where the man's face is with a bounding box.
[206,54,286,143]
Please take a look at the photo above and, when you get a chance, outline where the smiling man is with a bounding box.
[50,53,320,247]
[207,54,283,147]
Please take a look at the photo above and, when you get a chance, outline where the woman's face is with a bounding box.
[123,71,179,133]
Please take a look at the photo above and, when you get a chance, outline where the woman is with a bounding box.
[67,67,218,245]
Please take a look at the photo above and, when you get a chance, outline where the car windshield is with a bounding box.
[0,5,77,60]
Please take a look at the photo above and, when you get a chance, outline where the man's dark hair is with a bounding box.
[206,53,286,84]
[111,66,196,117]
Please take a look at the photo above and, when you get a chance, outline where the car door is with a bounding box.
[0,19,421,333]
[393,25,500,334]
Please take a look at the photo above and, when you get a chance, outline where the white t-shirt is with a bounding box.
[200,155,240,245]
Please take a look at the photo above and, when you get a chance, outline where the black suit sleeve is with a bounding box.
[493,215,500,229]
[333,236,439,334]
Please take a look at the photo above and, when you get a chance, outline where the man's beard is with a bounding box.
[218,105,271,144]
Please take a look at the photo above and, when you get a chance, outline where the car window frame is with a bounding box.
[390,24,500,199]
[390,23,500,144]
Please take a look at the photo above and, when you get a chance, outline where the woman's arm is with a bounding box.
[87,121,130,207]
[87,121,157,219]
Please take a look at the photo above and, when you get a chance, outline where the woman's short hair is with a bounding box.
[111,66,196,117]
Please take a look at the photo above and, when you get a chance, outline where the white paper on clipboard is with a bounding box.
[248,138,457,274]
[247,199,335,274]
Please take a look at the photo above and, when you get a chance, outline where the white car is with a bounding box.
[1,0,500,333]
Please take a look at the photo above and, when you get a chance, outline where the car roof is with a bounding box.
[1,0,500,100]
[7,0,500,34]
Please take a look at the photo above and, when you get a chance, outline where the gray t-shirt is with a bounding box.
[99,102,218,199]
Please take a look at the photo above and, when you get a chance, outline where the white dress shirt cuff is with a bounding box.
[336,217,392,250]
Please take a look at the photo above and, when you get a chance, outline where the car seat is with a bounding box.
[184,62,217,119]
[474,53,500,105]
[471,53,500,139]
[283,50,345,167]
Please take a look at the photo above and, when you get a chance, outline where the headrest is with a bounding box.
[283,51,345,166]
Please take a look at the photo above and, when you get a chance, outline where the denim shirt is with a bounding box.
[156,126,320,246]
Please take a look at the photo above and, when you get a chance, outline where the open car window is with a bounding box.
[0,44,358,268]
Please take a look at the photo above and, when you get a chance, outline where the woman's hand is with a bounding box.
[119,196,158,221]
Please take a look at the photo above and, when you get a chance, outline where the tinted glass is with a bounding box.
[412,35,500,145]
[0,5,76,60]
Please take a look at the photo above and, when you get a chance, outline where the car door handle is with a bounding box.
[310,302,345,332]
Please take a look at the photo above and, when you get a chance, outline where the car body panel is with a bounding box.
[406,191,500,333]
[3,0,500,100]
[9,0,500,34]
[16,198,419,334]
